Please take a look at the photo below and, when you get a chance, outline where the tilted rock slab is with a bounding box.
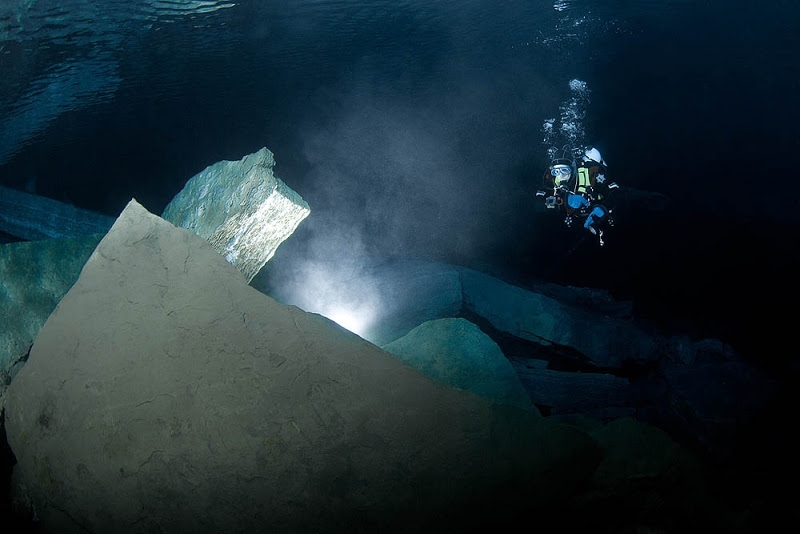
[458,268,659,368]
[162,147,310,283]
[257,258,659,368]
[559,416,735,531]
[507,356,633,416]
[0,185,114,241]
[5,200,599,533]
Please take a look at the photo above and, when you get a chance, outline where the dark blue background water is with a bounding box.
[2,3,800,530]
[1,0,798,367]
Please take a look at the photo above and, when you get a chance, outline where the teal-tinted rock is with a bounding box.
[383,317,536,413]
[162,147,310,283]
[0,185,115,240]
[0,233,102,410]
[458,267,658,368]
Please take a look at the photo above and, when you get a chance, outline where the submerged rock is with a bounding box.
[459,268,658,368]
[162,147,310,283]
[258,259,658,368]
[0,234,103,414]
[382,317,535,413]
[5,199,599,533]
[0,185,114,241]
[508,356,632,417]
[256,256,775,459]
[559,416,742,532]
[257,257,463,347]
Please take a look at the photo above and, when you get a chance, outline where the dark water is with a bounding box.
[1,0,798,361]
[2,2,800,531]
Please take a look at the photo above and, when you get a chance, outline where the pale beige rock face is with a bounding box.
[162,147,310,282]
[5,199,598,533]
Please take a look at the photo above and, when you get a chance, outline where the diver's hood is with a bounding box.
[583,147,607,166]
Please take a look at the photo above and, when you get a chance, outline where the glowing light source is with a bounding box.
[325,306,372,338]
[269,259,383,343]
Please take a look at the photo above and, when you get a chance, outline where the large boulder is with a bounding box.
[561,416,741,532]
[647,337,778,459]
[508,356,632,418]
[0,234,103,413]
[5,199,600,533]
[382,318,535,413]
[458,268,659,368]
[533,282,634,320]
[255,256,779,460]
[162,147,310,283]
[258,259,659,368]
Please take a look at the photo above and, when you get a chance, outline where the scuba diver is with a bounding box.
[537,146,619,246]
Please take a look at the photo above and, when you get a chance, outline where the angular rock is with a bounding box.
[560,416,740,532]
[459,268,659,368]
[382,318,535,413]
[656,357,777,460]
[5,199,600,533]
[257,257,654,367]
[0,185,114,241]
[256,256,776,462]
[534,283,634,320]
[508,356,632,416]
[589,416,707,495]
[0,234,103,413]
[162,147,310,283]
